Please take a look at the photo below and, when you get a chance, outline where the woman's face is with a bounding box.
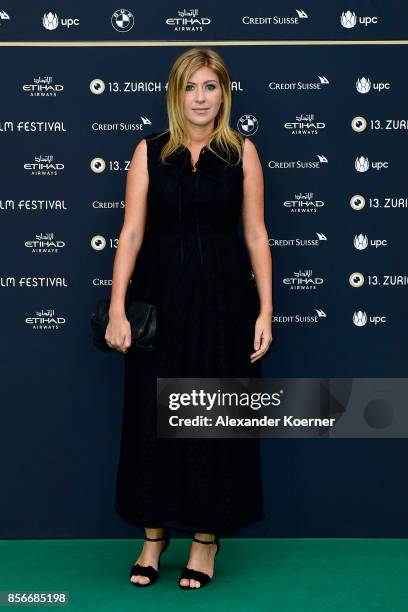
[182,66,223,131]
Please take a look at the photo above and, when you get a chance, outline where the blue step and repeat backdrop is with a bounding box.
[1,1,408,537]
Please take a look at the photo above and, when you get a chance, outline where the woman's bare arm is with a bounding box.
[241,137,273,316]
[108,137,149,317]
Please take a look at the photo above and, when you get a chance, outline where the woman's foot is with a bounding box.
[179,533,218,588]
[130,528,167,585]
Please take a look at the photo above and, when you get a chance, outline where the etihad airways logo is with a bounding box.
[25,308,67,330]
[22,76,64,97]
[283,270,324,289]
[284,113,326,134]
[25,232,65,253]
[24,154,65,176]
[165,9,211,30]
[283,192,325,213]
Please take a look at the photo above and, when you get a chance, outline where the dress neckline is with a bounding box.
[183,145,208,173]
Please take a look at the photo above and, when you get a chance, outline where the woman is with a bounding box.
[106,47,273,589]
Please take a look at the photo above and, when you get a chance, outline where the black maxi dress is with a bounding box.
[114,129,265,536]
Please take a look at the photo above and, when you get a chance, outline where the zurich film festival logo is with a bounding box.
[0,277,68,288]
[90,158,106,173]
[340,11,378,28]
[0,121,66,132]
[90,79,106,95]
[0,199,67,212]
[42,12,79,30]
[351,116,367,132]
[356,77,391,94]
[349,272,364,288]
[352,116,408,133]
[111,9,134,32]
[91,236,107,251]
[237,115,258,136]
[350,195,365,211]
[91,78,164,95]
[349,273,408,289]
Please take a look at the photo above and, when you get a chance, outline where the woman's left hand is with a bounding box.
[250,312,273,363]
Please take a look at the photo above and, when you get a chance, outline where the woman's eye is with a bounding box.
[185,84,217,91]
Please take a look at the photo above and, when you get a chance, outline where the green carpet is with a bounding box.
[0,538,406,611]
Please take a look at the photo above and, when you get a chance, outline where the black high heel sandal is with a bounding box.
[178,534,220,589]
[129,530,170,587]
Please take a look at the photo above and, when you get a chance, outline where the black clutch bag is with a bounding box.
[90,290,157,353]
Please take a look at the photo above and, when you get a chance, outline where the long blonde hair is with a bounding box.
[152,47,244,166]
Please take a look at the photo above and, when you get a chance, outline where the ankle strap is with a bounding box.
[193,535,216,545]
[145,535,167,541]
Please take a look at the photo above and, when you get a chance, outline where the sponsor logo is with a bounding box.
[165,9,211,31]
[340,10,378,28]
[42,12,80,30]
[111,9,134,32]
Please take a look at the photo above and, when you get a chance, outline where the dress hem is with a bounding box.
[114,502,265,537]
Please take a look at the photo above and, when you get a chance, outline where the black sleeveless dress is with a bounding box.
[114,129,265,536]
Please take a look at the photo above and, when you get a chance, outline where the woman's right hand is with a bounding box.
[105,314,132,354]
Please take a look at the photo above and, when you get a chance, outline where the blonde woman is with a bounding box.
[106,47,273,589]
